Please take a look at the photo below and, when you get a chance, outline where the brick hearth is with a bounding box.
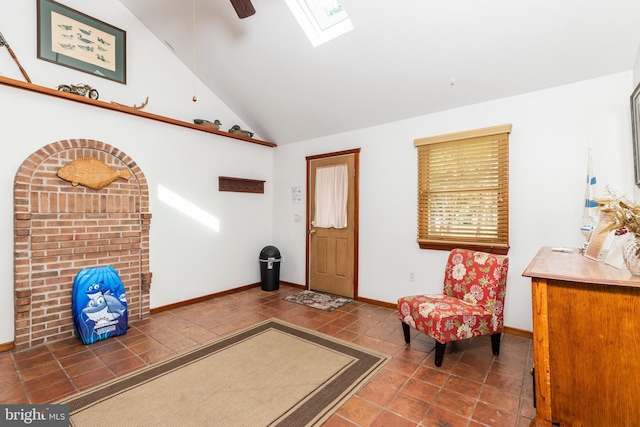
[13,139,152,350]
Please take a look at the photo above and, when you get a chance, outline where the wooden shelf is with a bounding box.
[219,176,265,193]
[0,76,276,148]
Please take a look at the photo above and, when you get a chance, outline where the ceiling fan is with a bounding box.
[230,0,255,18]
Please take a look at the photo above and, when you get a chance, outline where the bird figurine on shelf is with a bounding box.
[228,124,254,138]
[193,119,222,130]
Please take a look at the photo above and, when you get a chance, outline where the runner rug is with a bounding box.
[61,319,388,426]
[284,290,353,312]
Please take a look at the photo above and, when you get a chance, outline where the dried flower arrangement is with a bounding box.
[594,188,640,235]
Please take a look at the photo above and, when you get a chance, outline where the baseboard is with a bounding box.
[280,281,306,290]
[150,283,260,314]
[502,326,533,340]
[150,281,306,314]
[0,341,14,352]
[355,295,397,309]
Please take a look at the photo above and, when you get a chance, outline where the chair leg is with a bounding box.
[435,342,446,367]
[401,322,411,343]
[491,332,501,356]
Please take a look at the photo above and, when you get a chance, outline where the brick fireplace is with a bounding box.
[13,139,152,350]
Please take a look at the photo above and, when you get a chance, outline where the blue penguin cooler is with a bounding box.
[72,266,128,345]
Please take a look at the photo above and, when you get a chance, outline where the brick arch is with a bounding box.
[13,139,152,350]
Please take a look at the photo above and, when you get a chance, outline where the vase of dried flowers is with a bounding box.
[621,232,640,275]
[595,190,640,275]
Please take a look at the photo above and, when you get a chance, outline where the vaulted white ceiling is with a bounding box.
[118,0,640,145]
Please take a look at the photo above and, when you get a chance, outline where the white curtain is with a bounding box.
[314,164,348,229]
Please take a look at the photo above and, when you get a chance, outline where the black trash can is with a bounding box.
[259,246,281,291]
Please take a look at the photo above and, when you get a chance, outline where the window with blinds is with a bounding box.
[415,124,511,254]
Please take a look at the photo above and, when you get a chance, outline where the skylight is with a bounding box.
[284,0,353,47]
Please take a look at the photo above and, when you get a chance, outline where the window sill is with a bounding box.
[418,241,510,255]
[0,76,276,148]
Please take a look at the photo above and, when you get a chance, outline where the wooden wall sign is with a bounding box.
[218,176,265,194]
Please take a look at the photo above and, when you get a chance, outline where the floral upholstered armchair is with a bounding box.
[397,248,509,367]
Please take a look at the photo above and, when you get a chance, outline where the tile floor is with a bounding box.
[0,285,535,426]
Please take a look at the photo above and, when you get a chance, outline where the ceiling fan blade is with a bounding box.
[230,0,256,19]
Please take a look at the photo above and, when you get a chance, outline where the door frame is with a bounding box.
[305,148,360,298]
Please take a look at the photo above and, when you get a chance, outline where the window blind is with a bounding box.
[415,125,511,254]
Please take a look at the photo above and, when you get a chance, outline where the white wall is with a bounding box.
[0,1,273,344]
[273,72,635,332]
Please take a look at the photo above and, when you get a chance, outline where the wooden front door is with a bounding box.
[307,149,359,298]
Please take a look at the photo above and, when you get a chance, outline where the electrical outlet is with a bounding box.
[409,272,415,282]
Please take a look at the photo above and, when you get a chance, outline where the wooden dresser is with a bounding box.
[523,247,640,426]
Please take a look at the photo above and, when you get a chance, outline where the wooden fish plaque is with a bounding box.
[57,157,131,190]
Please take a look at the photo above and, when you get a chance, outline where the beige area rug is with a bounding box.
[61,319,389,426]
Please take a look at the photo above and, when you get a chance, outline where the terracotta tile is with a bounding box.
[422,405,470,427]
[117,332,150,348]
[0,352,15,369]
[0,372,29,403]
[356,379,398,406]
[519,397,537,419]
[518,415,535,426]
[58,349,101,369]
[479,384,520,413]
[413,365,450,387]
[385,357,421,377]
[11,346,50,363]
[400,378,440,404]
[395,347,432,364]
[320,413,359,426]
[106,355,146,376]
[405,338,436,354]
[444,376,483,400]
[472,401,518,427]
[92,347,136,366]
[72,366,116,391]
[485,369,525,395]
[317,323,347,336]
[432,389,477,418]
[124,336,163,353]
[352,335,383,351]
[12,350,56,371]
[90,340,126,356]
[490,358,527,379]
[23,369,69,393]
[370,409,418,427]
[162,336,198,352]
[450,361,487,383]
[19,360,62,382]
[64,356,105,377]
[372,340,404,356]
[335,396,382,426]
[28,378,76,403]
[332,328,360,342]
[387,393,430,422]
[370,368,409,390]
[459,350,494,370]
[138,346,176,365]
